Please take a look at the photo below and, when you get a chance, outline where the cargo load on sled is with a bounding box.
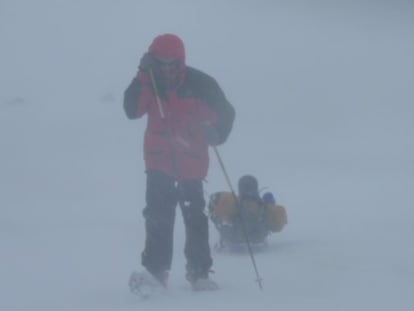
[208,175,287,250]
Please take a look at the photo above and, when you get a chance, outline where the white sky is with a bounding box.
[1,1,413,310]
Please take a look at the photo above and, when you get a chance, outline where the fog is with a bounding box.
[1,1,413,310]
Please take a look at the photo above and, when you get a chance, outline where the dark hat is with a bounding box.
[238,175,259,199]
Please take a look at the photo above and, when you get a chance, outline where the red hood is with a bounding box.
[149,33,186,67]
[148,33,186,89]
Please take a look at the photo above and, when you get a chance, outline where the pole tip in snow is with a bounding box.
[256,277,264,291]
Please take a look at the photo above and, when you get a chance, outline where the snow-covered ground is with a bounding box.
[1,1,413,310]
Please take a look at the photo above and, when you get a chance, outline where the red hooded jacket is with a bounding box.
[124,34,235,180]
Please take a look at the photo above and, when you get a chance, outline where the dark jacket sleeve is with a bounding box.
[123,78,142,119]
[201,75,235,145]
[186,67,235,145]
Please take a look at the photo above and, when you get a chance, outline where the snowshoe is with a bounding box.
[190,277,219,291]
[128,270,168,298]
[186,270,219,291]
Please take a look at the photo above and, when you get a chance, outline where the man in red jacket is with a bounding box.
[124,33,235,292]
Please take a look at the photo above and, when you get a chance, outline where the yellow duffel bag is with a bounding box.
[209,191,288,233]
[265,203,288,232]
[208,192,237,223]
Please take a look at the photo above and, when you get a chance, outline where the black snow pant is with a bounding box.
[141,170,213,278]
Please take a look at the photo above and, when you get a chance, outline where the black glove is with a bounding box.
[138,52,154,72]
[203,125,220,145]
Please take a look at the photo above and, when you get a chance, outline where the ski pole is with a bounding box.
[212,146,264,291]
[148,68,184,188]
[149,68,165,119]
